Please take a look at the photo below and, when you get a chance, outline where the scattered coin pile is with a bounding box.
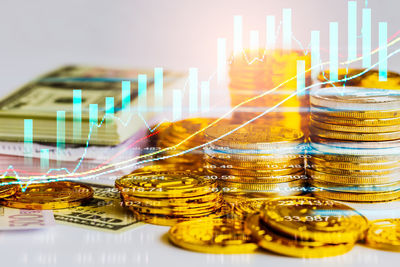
[115,165,225,226]
[229,49,311,135]
[0,179,93,209]
[155,118,216,165]
[169,196,370,257]
[203,122,307,200]
[308,86,400,202]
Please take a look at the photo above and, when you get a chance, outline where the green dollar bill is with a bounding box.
[53,183,144,233]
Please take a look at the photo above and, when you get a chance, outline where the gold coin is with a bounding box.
[246,214,354,258]
[259,196,368,243]
[310,125,400,141]
[204,146,303,162]
[309,153,400,164]
[129,207,227,226]
[233,198,270,218]
[0,181,93,210]
[207,171,306,184]
[306,168,400,185]
[308,156,400,170]
[311,113,400,127]
[116,172,217,198]
[311,118,400,133]
[123,192,222,207]
[310,87,400,111]
[130,163,206,174]
[204,155,304,172]
[310,179,400,193]
[365,219,400,252]
[219,179,305,193]
[168,218,258,254]
[204,154,304,169]
[312,189,400,202]
[311,105,400,119]
[310,135,400,149]
[0,177,19,198]
[309,164,400,176]
[207,163,303,177]
[127,201,221,216]
[205,123,304,150]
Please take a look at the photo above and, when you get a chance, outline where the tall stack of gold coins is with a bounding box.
[203,122,307,201]
[115,167,224,226]
[229,49,311,135]
[308,86,400,202]
[155,118,215,165]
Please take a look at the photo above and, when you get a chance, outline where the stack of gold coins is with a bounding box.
[203,122,307,200]
[155,118,216,164]
[318,69,400,90]
[245,196,368,258]
[0,180,93,209]
[229,49,311,135]
[115,167,225,226]
[308,86,400,202]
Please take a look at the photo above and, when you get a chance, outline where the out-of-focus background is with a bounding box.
[0,0,399,97]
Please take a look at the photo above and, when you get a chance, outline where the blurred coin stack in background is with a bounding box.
[308,86,400,202]
[229,49,311,135]
[203,122,307,202]
[318,69,400,90]
[115,166,224,226]
[154,118,215,165]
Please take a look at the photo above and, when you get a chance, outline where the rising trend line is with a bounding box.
[2,37,399,190]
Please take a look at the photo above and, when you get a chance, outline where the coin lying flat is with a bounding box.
[246,214,355,258]
[259,196,368,244]
[0,181,93,210]
[169,218,258,254]
[365,219,400,252]
[0,177,19,198]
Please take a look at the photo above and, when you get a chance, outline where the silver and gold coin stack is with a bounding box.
[115,165,225,226]
[203,122,307,201]
[155,118,216,165]
[308,86,400,202]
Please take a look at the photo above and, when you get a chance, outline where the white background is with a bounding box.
[0,0,400,266]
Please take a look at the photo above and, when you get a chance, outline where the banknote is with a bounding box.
[0,65,185,146]
[53,183,144,233]
[0,207,55,230]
